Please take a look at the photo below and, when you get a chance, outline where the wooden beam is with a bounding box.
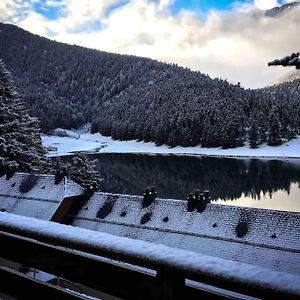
[51,196,79,223]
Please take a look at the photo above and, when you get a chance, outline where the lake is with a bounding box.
[64,154,300,213]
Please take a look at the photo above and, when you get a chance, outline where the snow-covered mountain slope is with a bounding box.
[265,1,300,17]
[269,69,300,86]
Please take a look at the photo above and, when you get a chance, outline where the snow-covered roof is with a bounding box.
[0,172,84,220]
[72,192,300,276]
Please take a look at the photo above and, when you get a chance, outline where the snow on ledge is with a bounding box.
[0,212,299,295]
[42,127,300,159]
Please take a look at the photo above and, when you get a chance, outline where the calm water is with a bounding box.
[66,154,300,212]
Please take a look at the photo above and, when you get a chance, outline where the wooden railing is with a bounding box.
[0,212,299,300]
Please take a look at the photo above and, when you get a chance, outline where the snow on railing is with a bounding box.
[0,212,299,298]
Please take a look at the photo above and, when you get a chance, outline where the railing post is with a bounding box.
[156,269,185,300]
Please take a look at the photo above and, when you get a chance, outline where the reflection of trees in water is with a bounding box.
[71,154,300,201]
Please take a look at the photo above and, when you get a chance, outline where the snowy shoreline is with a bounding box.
[42,127,300,160]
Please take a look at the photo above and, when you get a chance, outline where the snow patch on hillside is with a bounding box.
[42,126,300,159]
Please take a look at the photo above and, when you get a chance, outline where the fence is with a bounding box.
[0,212,299,300]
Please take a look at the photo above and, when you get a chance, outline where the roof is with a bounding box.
[71,192,300,276]
[0,172,84,220]
[1,172,299,277]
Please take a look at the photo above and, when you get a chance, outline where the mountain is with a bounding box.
[265,2,300,85]
[0,23,299,149]
[270,69,300,85]
[265,1,300,17]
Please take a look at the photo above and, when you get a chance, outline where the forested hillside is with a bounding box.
[0,23,299,149]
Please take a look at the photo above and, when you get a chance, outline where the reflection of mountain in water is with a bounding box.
[85,154,300,201]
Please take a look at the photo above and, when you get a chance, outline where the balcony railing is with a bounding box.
[0,212,299,300]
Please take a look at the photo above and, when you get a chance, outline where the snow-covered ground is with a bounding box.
[42,125,300,159]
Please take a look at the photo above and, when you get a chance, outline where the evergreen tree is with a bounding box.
[67,155,102,190]
[50,155,102,190]
[267,106,282,146]
[248,108,264,148]
[219,108,244,149]
[0,60,45,173]
[248,119,259,148]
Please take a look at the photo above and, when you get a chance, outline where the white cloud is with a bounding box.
[45,0,65,7]
[158,0,173,11]
[0,0,32,23]
[42,0,120,33]
[254,0,280,10]
[1,0,299,88]
[19,11,49,36]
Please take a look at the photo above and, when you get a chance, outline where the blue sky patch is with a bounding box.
[171,0,246,14]
[33,0,65,20]
[32,0,287,21]
[104,0,131,17]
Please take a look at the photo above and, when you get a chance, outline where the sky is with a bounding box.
[0,0,299,88]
